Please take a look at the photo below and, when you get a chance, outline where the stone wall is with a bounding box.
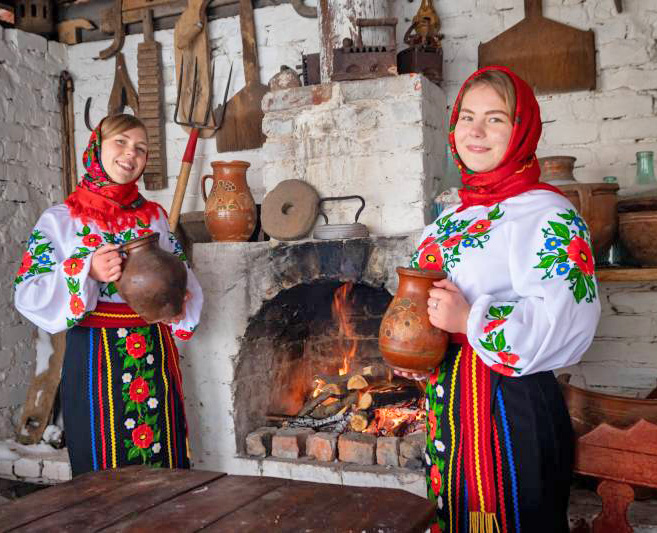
[0,28,67,439]
[63,0,657,208]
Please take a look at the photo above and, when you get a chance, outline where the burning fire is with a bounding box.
[365,407,426,436]
[332,282,357,375]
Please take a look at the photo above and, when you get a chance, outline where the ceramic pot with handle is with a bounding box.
[202,160,257,241]
[378,267,449,375]
[115,232,187,323]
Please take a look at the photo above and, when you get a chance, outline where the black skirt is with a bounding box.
[61,323,190,476]
[425,343,573,533]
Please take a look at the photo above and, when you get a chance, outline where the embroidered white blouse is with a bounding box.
[14,204,203,340]
[410,190,601,377]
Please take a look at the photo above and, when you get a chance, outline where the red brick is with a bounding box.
[338,432,376,465]
[376,436,400,467]
[245,426,277,457]
[271,428,314,459]
[307,432,338,462]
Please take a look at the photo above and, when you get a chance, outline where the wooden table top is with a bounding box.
[0,466,435,532]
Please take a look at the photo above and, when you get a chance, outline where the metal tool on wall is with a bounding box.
[397,0,443,85]
[169,59,232,233]
[84,52,139,130]
[174,0,216,138]
[57,71,77,198]
[216,0,268,152]
[478,0,596,94]
[137,8,167,190]
[332,18,398,82]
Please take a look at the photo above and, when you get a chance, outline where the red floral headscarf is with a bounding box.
[65,120,163,232]
[448,65,563,212]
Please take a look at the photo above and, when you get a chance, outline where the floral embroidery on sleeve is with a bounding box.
[534,209,596,304]
[174,327,195,341]
[119,327,163,467]
[410,204,505,273]
[168,233,187,262]
[62,225,104,327]
[478,304,520,376]
[14,229,56,286]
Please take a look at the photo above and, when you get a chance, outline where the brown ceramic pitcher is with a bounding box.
[378,267,449,375]
[115,233,187,323]
[202,160,257,241]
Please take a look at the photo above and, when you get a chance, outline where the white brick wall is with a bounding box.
[0,29,67,439]
[1,0,657,445]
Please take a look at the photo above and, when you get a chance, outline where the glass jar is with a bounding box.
[635,151,656,185]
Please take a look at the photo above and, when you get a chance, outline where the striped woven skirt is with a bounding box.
[425,343,573,533]
[61,304,189,476]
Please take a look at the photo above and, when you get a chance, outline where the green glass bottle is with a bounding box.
[635,151,656,185]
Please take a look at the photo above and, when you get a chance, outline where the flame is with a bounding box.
[332,282,357,375]
[370,407,425,436]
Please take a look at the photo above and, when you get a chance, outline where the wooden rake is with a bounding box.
[169,58,232,232]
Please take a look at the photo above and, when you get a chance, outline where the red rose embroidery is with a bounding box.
[63,258,84,276]
[82,234,102,247]
[17,252,32,276]
[483,319,506,333]
[69,294,85,316]
[132,424,154,449]
[430,464,442,494]
[126,333,147,358]
[491,364,515,376]
[129,377,150,403]
[429,369,439,386]
[430,524,442,533]
[137,229,153,236]
[174,329,192,340]
[442,235,463,248]
[498,351,520,365]
[418,243,444,271]
[467,219,491,234]
[428,410,438,440]
[567,236,594,276]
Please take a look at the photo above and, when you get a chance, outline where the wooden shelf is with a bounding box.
[596,267,657,282]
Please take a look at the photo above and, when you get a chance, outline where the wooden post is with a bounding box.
[318,0,389,83]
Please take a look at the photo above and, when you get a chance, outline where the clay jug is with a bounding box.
[115,233,187,323]
[378,267,449,374]
[202,160,257,241]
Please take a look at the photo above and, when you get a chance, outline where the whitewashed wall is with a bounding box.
[2,0,657,441]
[0,28,68,438]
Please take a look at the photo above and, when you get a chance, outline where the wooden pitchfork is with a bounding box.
[169,58,232,232]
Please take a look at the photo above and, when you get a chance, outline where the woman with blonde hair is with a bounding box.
[403,67,600,532]
[14,114,203,475]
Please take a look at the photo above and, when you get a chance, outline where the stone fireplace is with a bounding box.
[181,74,447,496]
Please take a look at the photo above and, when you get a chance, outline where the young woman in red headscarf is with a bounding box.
[14,115,203,476]
[405,67,600,532]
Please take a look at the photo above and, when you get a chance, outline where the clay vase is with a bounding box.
[115,233,187,323]
[202,161,257,241]
[538,156,576,183]
[619,211,657,266]
[378,267,449,375]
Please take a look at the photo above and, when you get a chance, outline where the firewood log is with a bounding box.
[358,391,373,410]
[298,390,332,417]
[350,410,373,432]
[310,392,358,419]
[347,374,368,390]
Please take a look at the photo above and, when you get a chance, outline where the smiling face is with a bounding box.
[100,127,148,185]
[454,83,513,173]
